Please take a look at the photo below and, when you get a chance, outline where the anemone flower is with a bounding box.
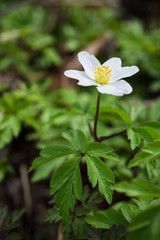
[64,51,139,96]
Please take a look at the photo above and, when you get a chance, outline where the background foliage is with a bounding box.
[0,0,160,239]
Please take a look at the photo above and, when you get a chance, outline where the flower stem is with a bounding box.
[94,92,101,141]
[88,123,95,139]
[98,129,126,142]
[89,92,126,143]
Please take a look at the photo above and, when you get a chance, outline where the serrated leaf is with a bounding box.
[141,126,160,139]
[50,158,82,222]
[85,142,112,158]
[11,116,21,137]
[44,209,60,223]
[128,141,160,168]
[85,155,115,203]
[29,145,75,172]
[128,152,152,168]
[113,178,160,198]
[121,203,140,223]
[144,141,160,152]
[132,198,152,211]
[140,121,160,130]
[73,165,83,201]
[127,127,141,150]
[134,127,153,143]
[86,208,128,229]
[86,155,98,187]
[0,115,21,149]
[11,209,25,223]
[127,205,160,240]
[146,160,156,180]
[40,145,74,157]
[0,128,12,148]
[50,158,79,194]
[55,178,75,221]
[31,158,64,182]
[0,115,21,137]
[63,130,86,152]
[104,153,120,162]
[135,122,160,142]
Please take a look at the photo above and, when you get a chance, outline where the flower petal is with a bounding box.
[96,80,132,96]
[64,70,98,86]
[78,51,101,79]
[112,80,133,94]
[103,57,122,70]
[97,85,124,96]
[110,66,139,82]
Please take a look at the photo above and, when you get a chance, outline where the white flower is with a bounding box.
[64,51,139,96]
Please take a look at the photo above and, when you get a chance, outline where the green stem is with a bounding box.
[93,92,101,141]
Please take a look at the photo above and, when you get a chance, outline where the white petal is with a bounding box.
[110,66,139,82]
[64,70,98,86]
[78,51,101,79]
[103,57,122,70]
[96,80,132,96]
[97,85,124,96]
[111,80,133,94]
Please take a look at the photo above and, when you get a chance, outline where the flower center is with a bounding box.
[94,66,112,84]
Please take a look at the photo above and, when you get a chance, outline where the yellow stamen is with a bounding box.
[94,66,112,84]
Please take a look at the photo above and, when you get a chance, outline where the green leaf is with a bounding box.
[40,145,74,157]
[132,198,153,211]
[141,126,160,139]
[86,208,128,229]
[127,127,141,150]
[0,128,12,149]
[0,115,21,137]
[128,152,152,168]
[0,207,8,222]
[63,130,86,152]
[29,145,75,172]
[11,209,25,223]
[113,178,160,198]
[144,141,160,152]
[50,158,82,222]
[31,157,64,182]
[85,155,115,203]
[127,205,160,240]
[73,164,83,201]
[121,203,140,223]
[7,232,21,240]
[44,47,62,66]
[130,106,144,122]
[104,153,120,162]
[11,116,21,137]
[100,106,131,123]
[85,142,112,158]
[44,209,60,223]
[146,160,156,180]
[55,179,75,221]
[50,158,78,195]
[135,122,160,143]
[0,115,21,148]
[128,141,160,168]
[140,121,160,130]
[134,127,153,143]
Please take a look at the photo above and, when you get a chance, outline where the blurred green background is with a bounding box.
[0,0,160,239]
